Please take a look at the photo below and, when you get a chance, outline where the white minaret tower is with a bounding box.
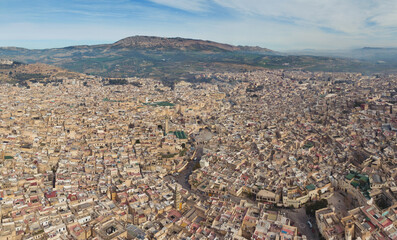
[165,117,169,135]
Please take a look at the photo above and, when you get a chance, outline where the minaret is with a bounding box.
[345,223,354,240]
[107,175,111,185]
[165,117,169,135]
[106,176,112,199]
[173,185,181,211]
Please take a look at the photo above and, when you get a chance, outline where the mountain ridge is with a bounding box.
[110,36,274,53]
[0,61,84,85]
[0,36,281,82]
[0,36,274,53]
[1,36,397,84]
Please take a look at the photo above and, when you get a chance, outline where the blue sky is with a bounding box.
[1,0,397,50]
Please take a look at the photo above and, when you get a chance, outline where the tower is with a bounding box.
[165,117,169,135]
[345,223,354,240]
[107,175,111,185]
[173,185,181,211]
[106,176,117,201]
[107,185,117,202]
[111,186,117,201]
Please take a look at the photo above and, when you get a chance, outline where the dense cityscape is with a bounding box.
[0,69,396,239]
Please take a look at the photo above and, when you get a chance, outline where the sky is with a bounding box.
[1,0,397,51]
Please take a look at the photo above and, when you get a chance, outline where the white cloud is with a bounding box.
[1,0,397,50]
[212,0,393,34]
[147,0,210,12]
[148,0,397,36]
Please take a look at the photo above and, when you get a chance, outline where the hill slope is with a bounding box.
[0,60,84,86]
[112,36,273,53]
[0,36,393,84]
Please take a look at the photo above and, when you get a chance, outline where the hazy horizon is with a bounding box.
[0,36,384,52]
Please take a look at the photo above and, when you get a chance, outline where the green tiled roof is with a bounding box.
[305,184,316,191]
[144,101,175,107]
[362,191,371,200]
[346,173,355,180]
[155,102,175,106]
[303,142,314,149]
[174,131,187,139]
[359,176,369,183]
[351,181,360,188]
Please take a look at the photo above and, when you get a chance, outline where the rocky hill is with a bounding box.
[0,36,391,85]
[111,36,273,53]
[0,60,84,85]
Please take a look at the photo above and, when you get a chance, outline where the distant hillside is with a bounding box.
[0,36,394,84]
[351,47,397,62]
[0,60,83,86]
[112,36,273,53]
[289,47,397,74]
